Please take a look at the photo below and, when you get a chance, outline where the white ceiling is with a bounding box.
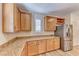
[17,3,79,16]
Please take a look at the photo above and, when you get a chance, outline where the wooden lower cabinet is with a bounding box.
[38,40,46,54]
[21,37,60,56]
[54,37,60,50]
[46,38,54,51]
[27,40,38,56]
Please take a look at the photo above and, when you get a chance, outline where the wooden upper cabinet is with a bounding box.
[44,16,57,31]
[57,18,64,25]
[2,3,31,32]
[21,13,31,31]
[2,3,20,32]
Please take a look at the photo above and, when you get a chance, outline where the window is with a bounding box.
[35,19,42,32]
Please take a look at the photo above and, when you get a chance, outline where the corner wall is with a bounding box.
[64,11,79,46]
[71,11,79,46]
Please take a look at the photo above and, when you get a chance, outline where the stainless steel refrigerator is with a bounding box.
[54,24,73,51]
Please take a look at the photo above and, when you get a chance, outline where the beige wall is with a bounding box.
[64,14,71,25]
[64,11,79,46]
[70,11,79,46]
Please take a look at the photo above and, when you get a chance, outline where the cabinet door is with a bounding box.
[47,39,54,51]
[21,13,31,31]
[38,40,46,54]
[27,40,38,56]
[3,3,14,32]
[14,5,21,32]
[44,16,57,31]
[21,42,28,56]
[54,37,60,50]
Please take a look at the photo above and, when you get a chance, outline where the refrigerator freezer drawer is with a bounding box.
[64,40,73,51]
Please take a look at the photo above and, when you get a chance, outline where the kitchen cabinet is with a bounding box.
[54,37,60,50]
[38,40,46,54]
[44,16,57,31]
[21,42,28,56]
[14,5,21,32]
[21,13,31,31]
[46,38,54,51]
[21,37,60,56]
[27,40,38,56]
[2,3,21,32]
